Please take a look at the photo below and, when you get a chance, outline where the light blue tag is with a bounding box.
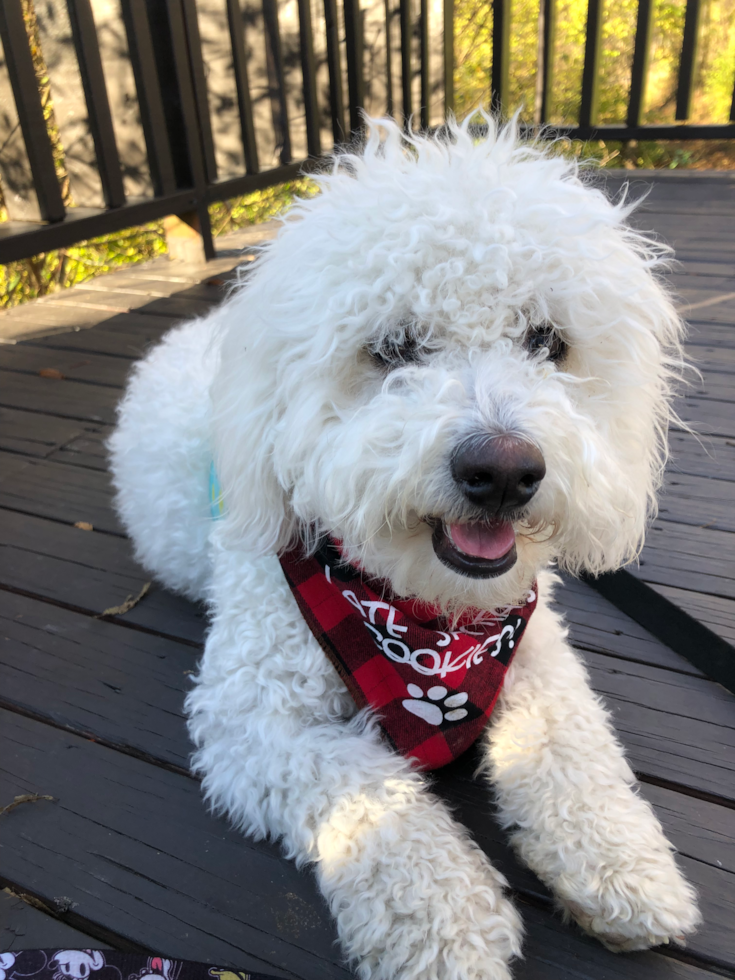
[209,460,225,520]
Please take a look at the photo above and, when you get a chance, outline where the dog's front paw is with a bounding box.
[318,795,523,979]
[558,861,701,953]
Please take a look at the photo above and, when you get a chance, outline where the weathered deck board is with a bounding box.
[0,509,207,643]
[668,432,735,482]
[556,576,707,676]
[0,344,134,387]
[649,585,735,644]
[2,709,731,977]
[47,428,112,471]
[0,889,112,953]
[0,369,119,424]
[0,407,107,459]
[0,711,340,980]
[516,903,722,980]
[0,590,196,768]
[19,313,177,358]
[0,452,123,534]
[584,651,735,799]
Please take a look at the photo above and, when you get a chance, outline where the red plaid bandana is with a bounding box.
[279,538,537,770]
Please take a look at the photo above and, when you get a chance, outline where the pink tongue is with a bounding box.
[449,520,516,560]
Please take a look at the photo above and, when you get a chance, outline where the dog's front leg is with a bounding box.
[188,553,521,980]
[311,729,523,980]
[483,575,700,951]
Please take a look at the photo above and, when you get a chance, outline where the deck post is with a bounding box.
[163,210,210,263]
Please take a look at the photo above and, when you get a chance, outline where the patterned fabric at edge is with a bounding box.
[0,950,279,980]
[279,538,537,770]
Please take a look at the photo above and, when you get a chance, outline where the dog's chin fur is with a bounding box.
[109,113,700,979]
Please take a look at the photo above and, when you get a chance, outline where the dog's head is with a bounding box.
[212,116,683,612]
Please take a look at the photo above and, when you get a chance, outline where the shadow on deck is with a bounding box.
[0,174,733,980]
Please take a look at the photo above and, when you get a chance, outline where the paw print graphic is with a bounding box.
[402,684,469,726]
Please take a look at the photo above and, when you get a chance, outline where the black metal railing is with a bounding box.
[0,0,733,267]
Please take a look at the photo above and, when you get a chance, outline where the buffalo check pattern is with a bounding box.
[279,538,537,770]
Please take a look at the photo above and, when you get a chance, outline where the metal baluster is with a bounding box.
[676,0,702,121]
[298,0,322,155]
[579,0,602,129]
[67,0,125,208]
[627,0,654,128]
[443,0,454,117]
[180,0,218,184]
[227,0,260,174]
[419,0,429,128]
[400,0,412,123]
[0,0,65,221]
[262,0,293,165]
[323,0,346,142]
[491,0,510,117]
[120,0,177,197]
[539,0,556,124]
[344,0,365,133]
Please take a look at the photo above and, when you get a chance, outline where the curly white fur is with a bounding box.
[109,114,700,979]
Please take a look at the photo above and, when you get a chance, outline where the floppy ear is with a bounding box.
[581,226,686,576]
[210,280,296,554]
[545,180,688,580]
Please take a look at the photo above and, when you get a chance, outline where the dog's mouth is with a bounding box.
[430,519,517,579]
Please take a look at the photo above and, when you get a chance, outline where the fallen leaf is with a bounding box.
[206,276,225,286]
[2,887,53,914]
[39,368,64,379]
[74,521,93,531]
[98,581,151,618]
[0,793,55,816]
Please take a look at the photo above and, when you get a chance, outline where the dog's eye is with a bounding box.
[368,333,421,368]
[525,323,567,363]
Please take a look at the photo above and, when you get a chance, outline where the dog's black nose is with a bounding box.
[452,436,546,514]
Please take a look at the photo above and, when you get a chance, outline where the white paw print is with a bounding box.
[402,684,469,726]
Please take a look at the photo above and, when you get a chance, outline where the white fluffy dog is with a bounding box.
[109,115,700,979]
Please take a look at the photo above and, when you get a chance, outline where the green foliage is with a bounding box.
[0,224,167,310]
[454,0,735,127]
[209,178,319,237]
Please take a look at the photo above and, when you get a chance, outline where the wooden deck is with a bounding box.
[1,173,734,980]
